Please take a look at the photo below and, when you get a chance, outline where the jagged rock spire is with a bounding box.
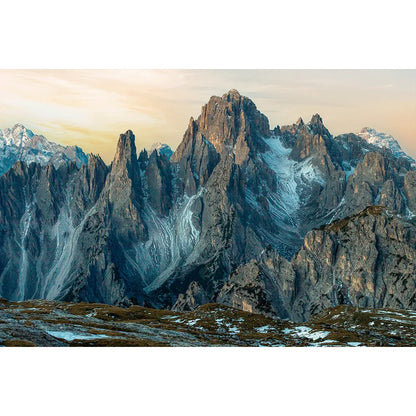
[112,130,137,169]
[171,89,270,194]
[310,114,323,125]
[296,117,304,126]
[108,130,141,196]
[221,89,243,102]
[308,113,331,138]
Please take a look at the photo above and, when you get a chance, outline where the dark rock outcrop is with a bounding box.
[215,248,295,318]
[172,281,210,311]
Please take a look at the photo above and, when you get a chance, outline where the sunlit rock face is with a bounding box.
[0,90,415,320]
[290,206,416,321]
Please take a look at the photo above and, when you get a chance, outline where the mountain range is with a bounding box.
[0,89,415,323]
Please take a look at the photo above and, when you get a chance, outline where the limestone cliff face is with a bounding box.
[100,130,145,243]
[404,170,416,213]
[331,146,413,220]
[168,93,416,317]
[172,281,210,312]
[0,160,84,301]
[291,207,416,321]
[171,89,269,196]
[215,248,295,318]
[219,207,416,322]
[174,89,269,161]
[143,150,174,216]
[0,132,138,305]
[171,117,220,195]
[69,154,109,225]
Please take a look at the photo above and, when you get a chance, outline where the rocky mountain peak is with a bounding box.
[310,114,323,125]
[358,127,415,165]
[113,130,137,168]
[107,130,141,207]
[360,126,373,134]
[292,204,416,321]
[307,113,331,138]
[171,89,270,193]
[87,153,106,169]
[296,117,304,126]
[195,90,269,157]
[221,89,243,103]
[1,123,35,146]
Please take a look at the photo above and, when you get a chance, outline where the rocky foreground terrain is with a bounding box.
[1,298,416,347]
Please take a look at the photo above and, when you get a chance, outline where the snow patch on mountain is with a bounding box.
[259,136,326,223]
[244,135,328,257]
[134,187,204,293]
[262,135,300,223]
[17,200,33,299]
[342,161,355,180]
[46,330,109,341]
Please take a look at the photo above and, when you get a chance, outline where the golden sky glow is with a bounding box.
[0,69,415,162]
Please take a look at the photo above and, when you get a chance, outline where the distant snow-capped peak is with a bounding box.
[1,123,35,146]
[358,127,414,164]
[149,142,173,160]
[0,124,88,176]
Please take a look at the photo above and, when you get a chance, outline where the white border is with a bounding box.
[0,1,415,415]
[0,1,415,68]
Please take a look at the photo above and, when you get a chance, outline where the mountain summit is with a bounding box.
[1,123,35,146]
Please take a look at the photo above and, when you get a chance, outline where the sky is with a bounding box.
[0,69,415,163]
